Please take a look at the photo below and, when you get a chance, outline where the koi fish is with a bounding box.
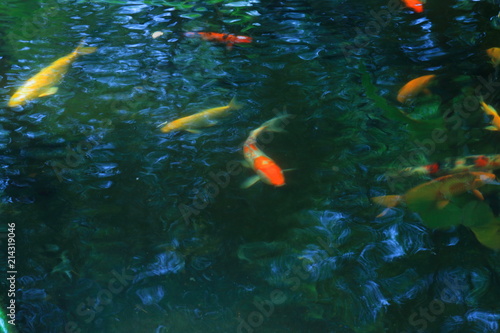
[241,115,291,188]
[8,41,97,108]
[372,172,499,217]
[402,0,424,13]
[388,154,500,178]
[185,32,252,50]
[486,47,500,67]
[158,97,241,133]
[480,100,500,131]
[397,74,436,104]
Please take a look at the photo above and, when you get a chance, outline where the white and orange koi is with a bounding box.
[241,115,291,189]
[8,40,97,108]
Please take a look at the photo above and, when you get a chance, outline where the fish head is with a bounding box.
[254,157,285,187]
[478,173,500,185]
[7,94,26,108]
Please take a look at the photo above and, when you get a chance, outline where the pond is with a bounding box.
[1,0,500,332]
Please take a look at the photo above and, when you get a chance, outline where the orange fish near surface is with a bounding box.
[397,74,436,103]
[486,47,500,67]
[372,172,499,217]
[185,32,252,49]
[241,115,291,189]
[402,0,424,13]
[480,100,500,131]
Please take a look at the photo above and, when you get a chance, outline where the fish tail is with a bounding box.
[228,96,242,110]
[259,114,293,133]
[73,39,97,56]
[371,195,402,208]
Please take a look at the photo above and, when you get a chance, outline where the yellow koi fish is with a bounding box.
[158,97,241,133]
[8,41,97,108]
[480,100,500,131]
[372,172,499,217]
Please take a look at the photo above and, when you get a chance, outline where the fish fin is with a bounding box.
[436,200,450,209]
[485,125,500,131]
[76,47,97,55]
[226,43,234,50]
[376,208,392,218]
[240,175,261,189]
[423,88,432,95]
[186,129,202,134]
[282,168,295,172]
[260,114,293,133]
[241,160,252,168]
[228,96,242,111]
[38,87,58,97]
[371,195,402,208]
[472,189,485,200]
[157,120,169,128]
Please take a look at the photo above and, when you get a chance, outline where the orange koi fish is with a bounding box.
[402,0,424,13]
[185,32,252,49]
[397,74,436,103]
[486,47,500,67]
[241,115,291,188]
[8,40,97,108]
[372,172,499,217]
[480,100,500,131]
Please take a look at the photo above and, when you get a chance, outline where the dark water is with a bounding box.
[1,0,500,332]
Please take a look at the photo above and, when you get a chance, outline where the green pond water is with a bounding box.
[1,0,500,332]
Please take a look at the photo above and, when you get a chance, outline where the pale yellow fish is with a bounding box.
[8,41,97,108]
[159,97,241,133]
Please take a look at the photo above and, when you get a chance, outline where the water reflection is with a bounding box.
[2,0,500,332]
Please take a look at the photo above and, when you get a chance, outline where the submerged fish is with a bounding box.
[389,154,500,178]
[8,41,97,107]
[486,47,500,67]
[397,74,436,103]
[158,97,241,133]
[185,32,252,49]
[402,0,424,13]
[241,115,291,189]
[480,100,500,131]
[372,172,499,217]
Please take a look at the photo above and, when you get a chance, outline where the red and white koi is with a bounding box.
[241,115,291,189]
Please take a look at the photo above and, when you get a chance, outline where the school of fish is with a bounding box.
[7,1,500,250]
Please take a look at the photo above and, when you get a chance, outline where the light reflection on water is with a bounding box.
[1,0,500,332]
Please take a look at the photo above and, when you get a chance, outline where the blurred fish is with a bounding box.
[372,172,499,217]
[480,100,500,131]
[185,32,252,50]
[486,47,500,67]
[241,115,291,188]
[397,74,436,103]
[402,0,424,13]
[158,97,241,133]
[8,40,97,108]
[389,154,500,178]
